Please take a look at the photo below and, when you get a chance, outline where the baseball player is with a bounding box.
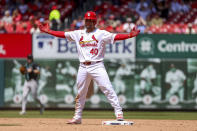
[39,11,140,124]
[140,64,156,94]
[165,64,186,102]
[38,66,52,95]
[12,60,23,95]
[113,63,131,95]
[19,54,44,115]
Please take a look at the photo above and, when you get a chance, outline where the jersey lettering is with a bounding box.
[79,35,98,47]
[64,29,115,62]
[90,48,98,55]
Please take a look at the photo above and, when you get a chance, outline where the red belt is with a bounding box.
[82,61,101,65]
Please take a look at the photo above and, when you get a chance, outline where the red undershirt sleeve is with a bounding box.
[45,30,66,38]
[114,34,131,41]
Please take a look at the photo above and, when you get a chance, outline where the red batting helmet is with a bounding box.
[84,11,96,20]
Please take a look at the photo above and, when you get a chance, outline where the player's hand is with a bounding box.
[33,69,40,74]
[38,22,50,33]
[27,68,32,73]
[129,26,140,38]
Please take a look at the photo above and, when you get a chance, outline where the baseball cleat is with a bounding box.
[67,118,81,124]
[19,111,26,115]
[116,113,124,121]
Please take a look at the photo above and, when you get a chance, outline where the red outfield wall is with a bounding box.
[0,34,32,58]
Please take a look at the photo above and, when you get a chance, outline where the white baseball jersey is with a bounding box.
[64,28,123,120]
[140,67,156,80]
[165,69,186,88]
[39,68,52,81]
[64,28,116,62]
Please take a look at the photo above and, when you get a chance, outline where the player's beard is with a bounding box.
[85,20,96,32]
[85,24,95,31]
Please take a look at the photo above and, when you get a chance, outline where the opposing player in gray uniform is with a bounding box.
[19,54,44,115]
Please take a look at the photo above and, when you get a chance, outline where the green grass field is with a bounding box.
[0,110,197,120]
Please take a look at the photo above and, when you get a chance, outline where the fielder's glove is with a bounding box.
[20,66,26,75]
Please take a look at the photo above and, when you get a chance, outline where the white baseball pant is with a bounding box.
[73,62,123,120]
[166,84,184,102]
[21,79,41,112]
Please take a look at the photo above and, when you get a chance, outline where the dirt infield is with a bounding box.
[0,118,197,131]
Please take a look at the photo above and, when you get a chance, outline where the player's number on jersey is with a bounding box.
[90,48,98,55]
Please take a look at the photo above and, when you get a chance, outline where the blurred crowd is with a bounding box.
[0,0,197,34]
[0,0,77,33]
[70,0,197,34]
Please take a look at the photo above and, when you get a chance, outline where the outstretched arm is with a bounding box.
[114,27,140,41]
[38,23,65,38]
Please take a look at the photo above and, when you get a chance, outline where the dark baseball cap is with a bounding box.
[27,54,33,60]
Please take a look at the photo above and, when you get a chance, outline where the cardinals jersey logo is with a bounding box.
[79,36,84,44]
[92,35,98,43]
[79,35,98,47]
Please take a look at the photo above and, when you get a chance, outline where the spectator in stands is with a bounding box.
[123,18,135,33]
[70,19,78,31]
[136,2,151,20]
[136,16,147,33]
[170,0,181,13]
[149,2,157,14]
[21,23,29,34]
[0,23,7,33]
[1,10,12,23]
[30,24,40,34]
[49,5,61,31]
[155,0,169,19]
[185,23,196,34]
[97,15,105,29]
[108,14,116,26]
[105,20,114,32]
[149,13,163,27]
[11,23,17,33]
[179,0,190,13]
[18,0,28,14]
[114,20,124,33]
[75,16,84,29]
[128,0,138,10]
[12,9,22,23]
[34,0,42,9]
[136,0,149,12]
[106,14,118,32]
[29,16,36,26]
